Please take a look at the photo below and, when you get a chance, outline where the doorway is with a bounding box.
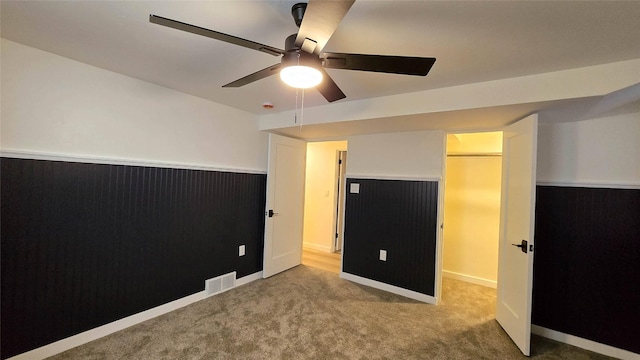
[301,140,348,274]
[442,132,503,289]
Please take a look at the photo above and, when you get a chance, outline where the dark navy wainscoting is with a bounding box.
[343,178,438,296]
[533,185,640,354]
[1,157,266,359]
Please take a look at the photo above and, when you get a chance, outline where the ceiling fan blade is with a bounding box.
[149,15,285,56]
[295,0,355,55]
[316,68,346,102]
[222,64,282,88]
[322,53,436,76]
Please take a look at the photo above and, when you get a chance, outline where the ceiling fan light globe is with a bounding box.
[280,65,323,89]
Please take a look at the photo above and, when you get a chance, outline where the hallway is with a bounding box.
[302,248,341,274]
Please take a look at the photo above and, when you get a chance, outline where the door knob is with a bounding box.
[511,239,528,254]
[267,209,280,218]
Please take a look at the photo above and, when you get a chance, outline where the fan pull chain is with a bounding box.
[295,87,299,124]
[300,88,305,130]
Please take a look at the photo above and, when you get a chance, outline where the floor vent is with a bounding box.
[205,271,236,297]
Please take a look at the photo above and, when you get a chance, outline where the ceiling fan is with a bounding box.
[149,0,436,103]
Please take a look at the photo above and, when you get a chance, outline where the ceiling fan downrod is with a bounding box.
[291,3,307,28]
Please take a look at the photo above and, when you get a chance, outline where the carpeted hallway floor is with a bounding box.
[48,265,613,359]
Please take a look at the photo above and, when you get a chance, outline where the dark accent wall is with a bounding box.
[533,185,640,354]
[1,157,266,359]
[343,178,438,296]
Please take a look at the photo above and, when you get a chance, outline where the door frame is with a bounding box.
[434,136,448,304]
[263,140,348,277]
[333,150,347,252]
[438,132,504,297]
[437,129,504,300]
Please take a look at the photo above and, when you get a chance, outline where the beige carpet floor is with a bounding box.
[48,265,614,359]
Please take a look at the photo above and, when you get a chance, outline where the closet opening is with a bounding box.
[442,132,503,290]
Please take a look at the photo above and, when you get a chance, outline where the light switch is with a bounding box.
[350,183,360,194]
[379,249,387,261]
[239,245,245,256]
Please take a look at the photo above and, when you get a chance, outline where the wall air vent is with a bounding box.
[205,271,237,297]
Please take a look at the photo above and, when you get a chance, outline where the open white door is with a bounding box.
[263,134,306,278]
[496,114,538,355]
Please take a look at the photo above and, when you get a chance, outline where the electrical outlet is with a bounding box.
[379,249,387,261]
[239,245,245,256]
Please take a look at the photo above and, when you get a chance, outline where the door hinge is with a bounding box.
[338,159,342,164]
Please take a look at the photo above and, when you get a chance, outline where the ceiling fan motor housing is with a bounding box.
[282,34,322,68]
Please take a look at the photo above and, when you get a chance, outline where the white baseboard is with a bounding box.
[442,270,497,289]
[237,271,263,286]
[532,325,639,360]
[303,242,332,252]
[8,271,263,360]
[340,272,436,304]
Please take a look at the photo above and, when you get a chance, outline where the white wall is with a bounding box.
[303,141,347,252]
[537,111,640,186]
[346,130,445,178]
[1,39,268,171]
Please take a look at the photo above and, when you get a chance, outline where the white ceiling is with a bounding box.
[2,0,640,119]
